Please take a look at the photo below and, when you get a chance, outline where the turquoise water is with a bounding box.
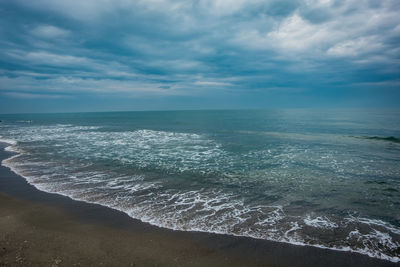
[0,109,399,261]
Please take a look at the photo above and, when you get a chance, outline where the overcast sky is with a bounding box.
[0,0,399,113]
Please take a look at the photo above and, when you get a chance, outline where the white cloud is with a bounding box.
[193,81,233,86]
[6,50,89,66]
[304,0,333,7]
[231,0,400,68]
[30,25,70,39]
[232,13,337,55]
[267,14,333,52]
[327,36,384,57]
[26,51,88,65]
[198,0,262,16]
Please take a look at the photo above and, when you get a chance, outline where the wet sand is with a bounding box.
[0,143,397,266]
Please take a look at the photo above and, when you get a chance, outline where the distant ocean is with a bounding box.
[1,109,399,262]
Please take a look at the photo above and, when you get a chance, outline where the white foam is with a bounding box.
[0,137,23,167]
[2,127,226,174]
[345,215,400,235]
[283,222,305,246]
[0,137,17,146]
[346,228,400,262]
[304,215,338,229]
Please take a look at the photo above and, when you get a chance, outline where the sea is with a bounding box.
[0,109,399,262]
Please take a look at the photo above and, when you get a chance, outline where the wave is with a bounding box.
[0,137,18,146]
[356,136,400,144]
[303,215,338,229]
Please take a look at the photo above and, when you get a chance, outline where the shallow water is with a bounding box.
[1,109,399,262]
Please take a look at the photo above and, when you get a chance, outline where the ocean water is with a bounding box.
[0,109,399,262]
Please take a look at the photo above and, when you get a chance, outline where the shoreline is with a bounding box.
[0,142,397,266]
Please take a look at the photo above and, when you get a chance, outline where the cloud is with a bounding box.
[0,0,399,110]
[30,25,70,39]
[2,92,70,99]
[233,1,399,63]
[13,51,88,66]
[13,0,114,21]
[353,80,400,88]
[193,81,233,87]
[327,36,384,57]
[234,14,334,53]
[0,75,178,96]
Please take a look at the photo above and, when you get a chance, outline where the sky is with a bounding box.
[0,0,399,113]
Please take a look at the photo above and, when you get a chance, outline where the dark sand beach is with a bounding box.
[0,143,397,266]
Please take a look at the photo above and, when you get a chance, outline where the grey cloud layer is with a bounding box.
[0,0,399,99]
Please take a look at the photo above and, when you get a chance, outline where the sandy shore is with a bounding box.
[0,142,397,266]
[1,192,259,266]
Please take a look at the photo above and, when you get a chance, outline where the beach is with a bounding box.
[0,142,397,266]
